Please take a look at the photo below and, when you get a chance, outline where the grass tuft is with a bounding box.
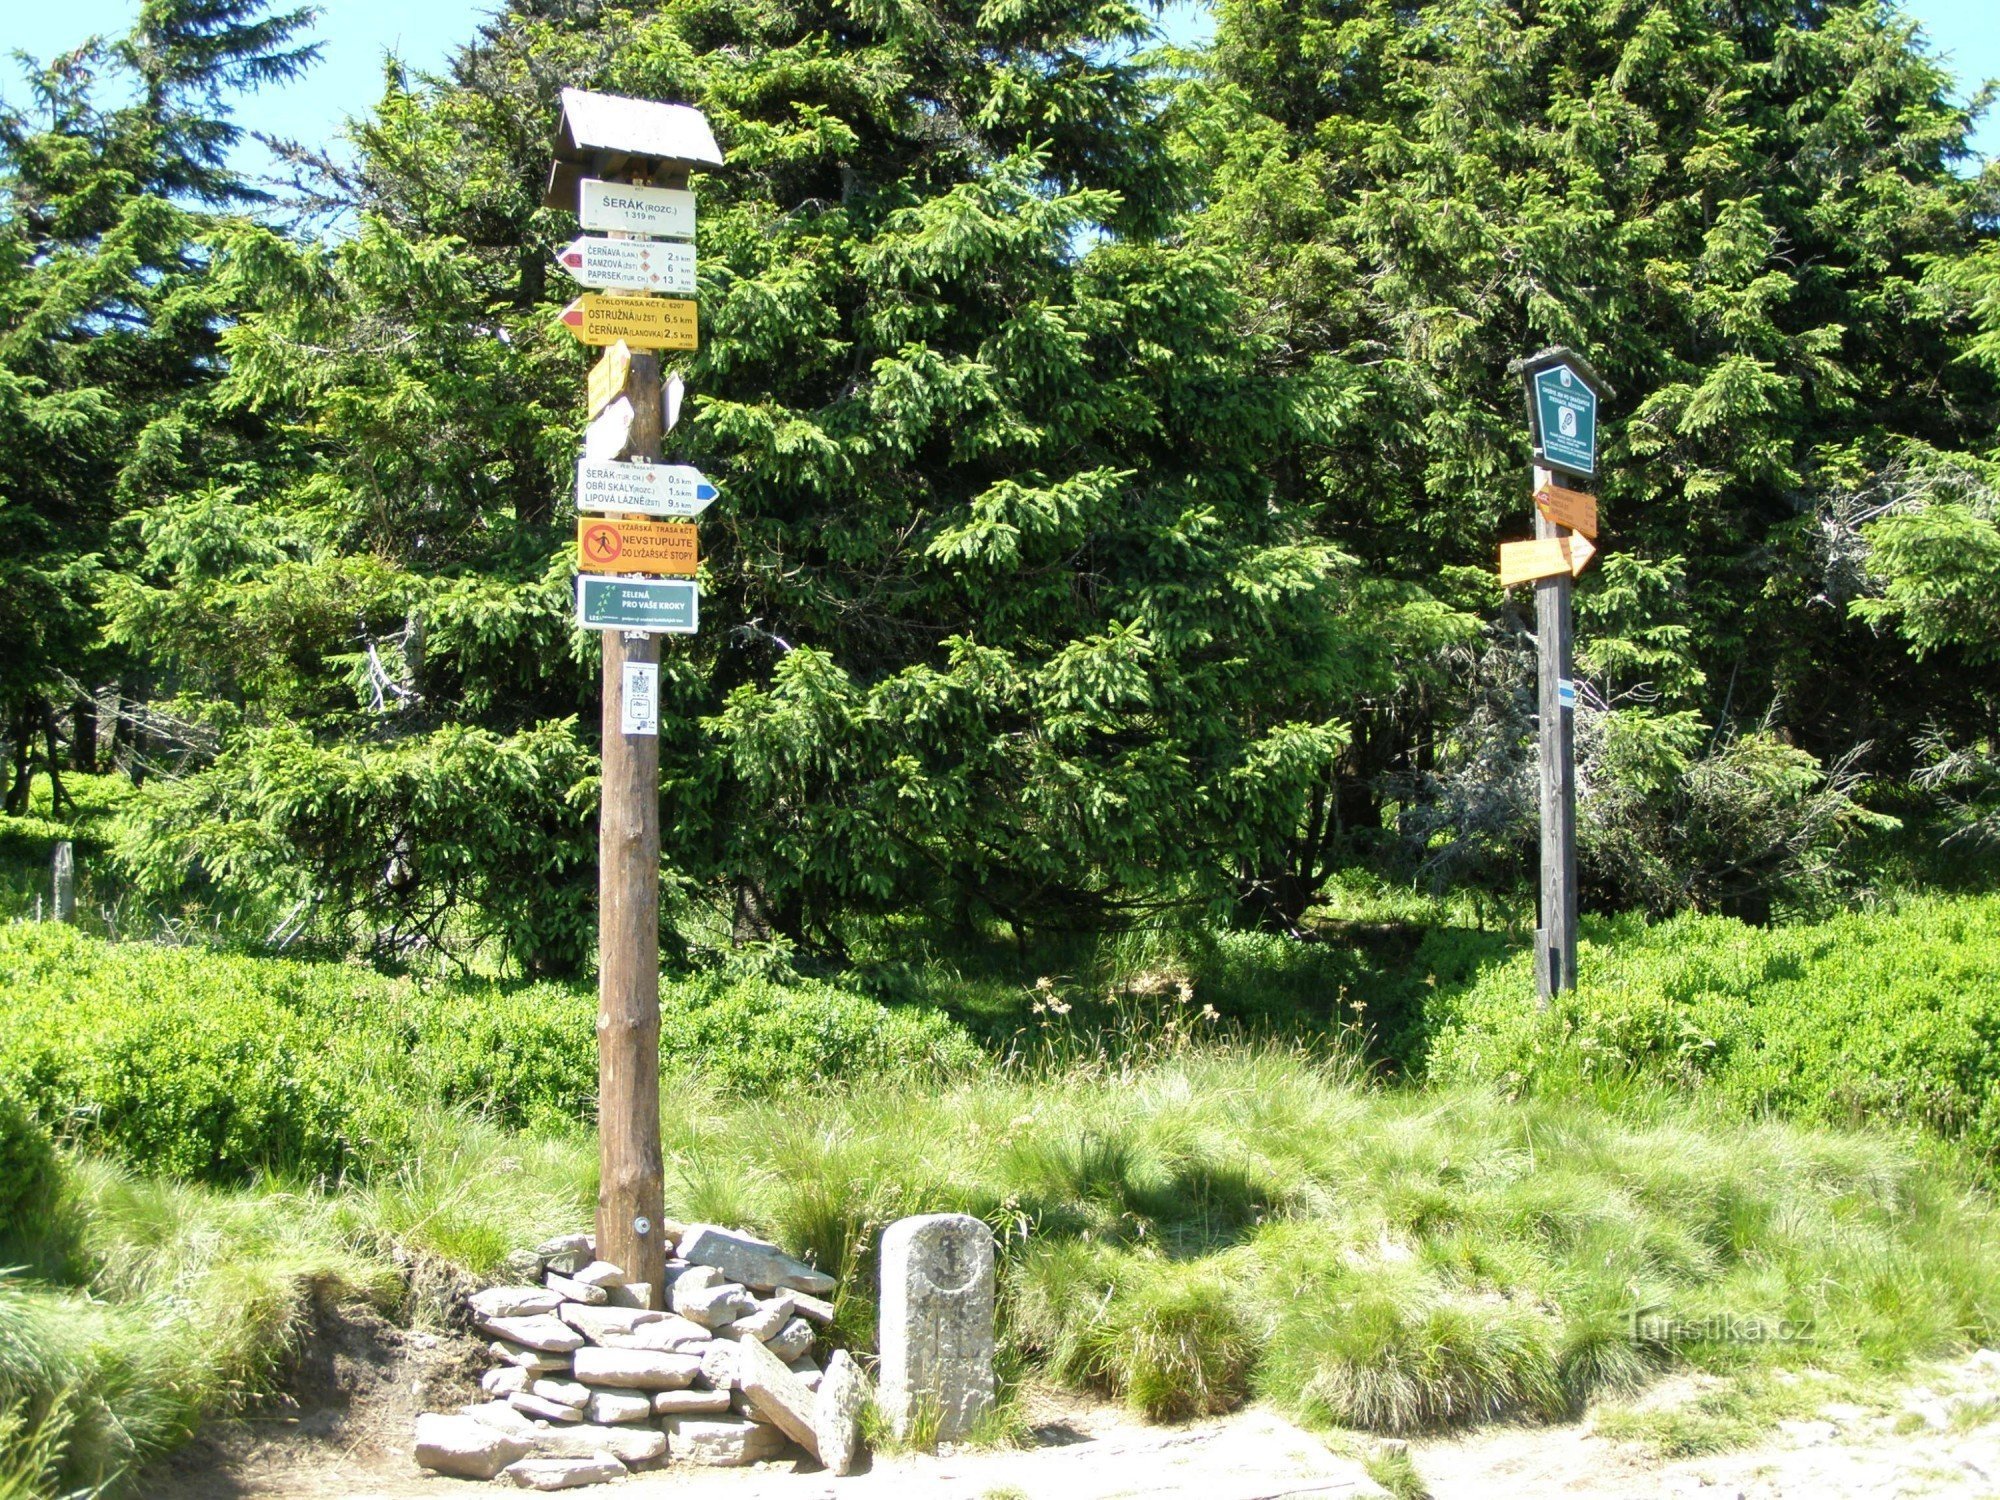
[1363,1444,1431,1500]
[1076,1257,1258,1421]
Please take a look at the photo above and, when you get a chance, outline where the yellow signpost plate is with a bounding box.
[1533,483,1599,540]
[577,516,699,576]
[1499,533,1596,588]
[588,340,633,418]
[559,294,698,352]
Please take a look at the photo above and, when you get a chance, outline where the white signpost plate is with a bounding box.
[559,236,697,294]
[584,398,636,462]
[621,662,659,736]
[576,458,718,518]
[578,178,696,239]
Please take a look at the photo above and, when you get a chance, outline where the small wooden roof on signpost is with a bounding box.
[544,88,723,207]
[1507,346,1612,400]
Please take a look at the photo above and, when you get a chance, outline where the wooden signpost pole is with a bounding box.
[549,88,721,1301]
[594,168,673,1299]
[1532,464,1577,1001]
[592,334,672,1296]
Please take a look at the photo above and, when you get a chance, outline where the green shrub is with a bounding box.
[0,923,979,1184]
[659,974,983,1092]
[0,927,401,1183]
[409,985,598,1130]
[408,970,981,1126]
[0,1092,58,1246]
[1423,893,2000,1158]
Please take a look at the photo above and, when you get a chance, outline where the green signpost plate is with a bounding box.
[1532,363,1598,477]
[576,576,699,633]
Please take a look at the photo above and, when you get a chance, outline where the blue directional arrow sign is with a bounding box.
[575,459,716,518]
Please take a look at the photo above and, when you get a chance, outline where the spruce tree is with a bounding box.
[0,1,316,810]
[119,0,1448,962]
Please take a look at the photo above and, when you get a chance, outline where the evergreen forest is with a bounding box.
[5,0,1996,970]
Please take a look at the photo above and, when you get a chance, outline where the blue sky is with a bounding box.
[4,0,1995,166]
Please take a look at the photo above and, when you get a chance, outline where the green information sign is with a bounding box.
[1533,363,1598,477]
[576,575,699,633]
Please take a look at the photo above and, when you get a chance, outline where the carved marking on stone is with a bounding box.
[878,1212,995,1442]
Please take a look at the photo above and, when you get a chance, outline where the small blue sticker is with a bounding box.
[1557,680,1578,710]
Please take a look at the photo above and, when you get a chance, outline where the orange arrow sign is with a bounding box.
[1533,483,1599,539]
[558,293,698,352]
[1499,533,1597,588]
[577,516,698,577]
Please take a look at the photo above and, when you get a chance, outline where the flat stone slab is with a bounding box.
[414,1412,532,1480]
[678,1224,836,1295]
[532,1378,591,1408]
[655,1387,734,1415]
[727,1292,794,1342]
[461,1401,538,1435]
[509,1390,584,1424]
[572,1260,628,1288]
[470,1286,563,1320]
[814,1349,870,1477]
[559,1302,664,1342]
[662,1415,795,1467]
[790,1290,836,1324]
[585,1389,655,1425]
[674,1276,757,1329]
[536,1233,593,1276]
[598,1313,712,1351]
[482,1366,530,1397]
[572,1347,701,1390]
[545,1271,608,1306]
[735,1329,820,1457]
[502,1454,627,1491]
[489,1340,570,1373]
[479,1314,585,1353]
[526,1422,667,1466]
[699,1341,739,1390]
[766,1317,813,1364]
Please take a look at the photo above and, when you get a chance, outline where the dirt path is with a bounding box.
[1408,1351,2000,1499]
[144,1315,2000,1500]
[168,1400,1388,1500]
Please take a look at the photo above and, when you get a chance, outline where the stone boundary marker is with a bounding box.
[879,1212,996,1442]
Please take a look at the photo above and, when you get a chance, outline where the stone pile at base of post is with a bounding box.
[413,1222,872,1487]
